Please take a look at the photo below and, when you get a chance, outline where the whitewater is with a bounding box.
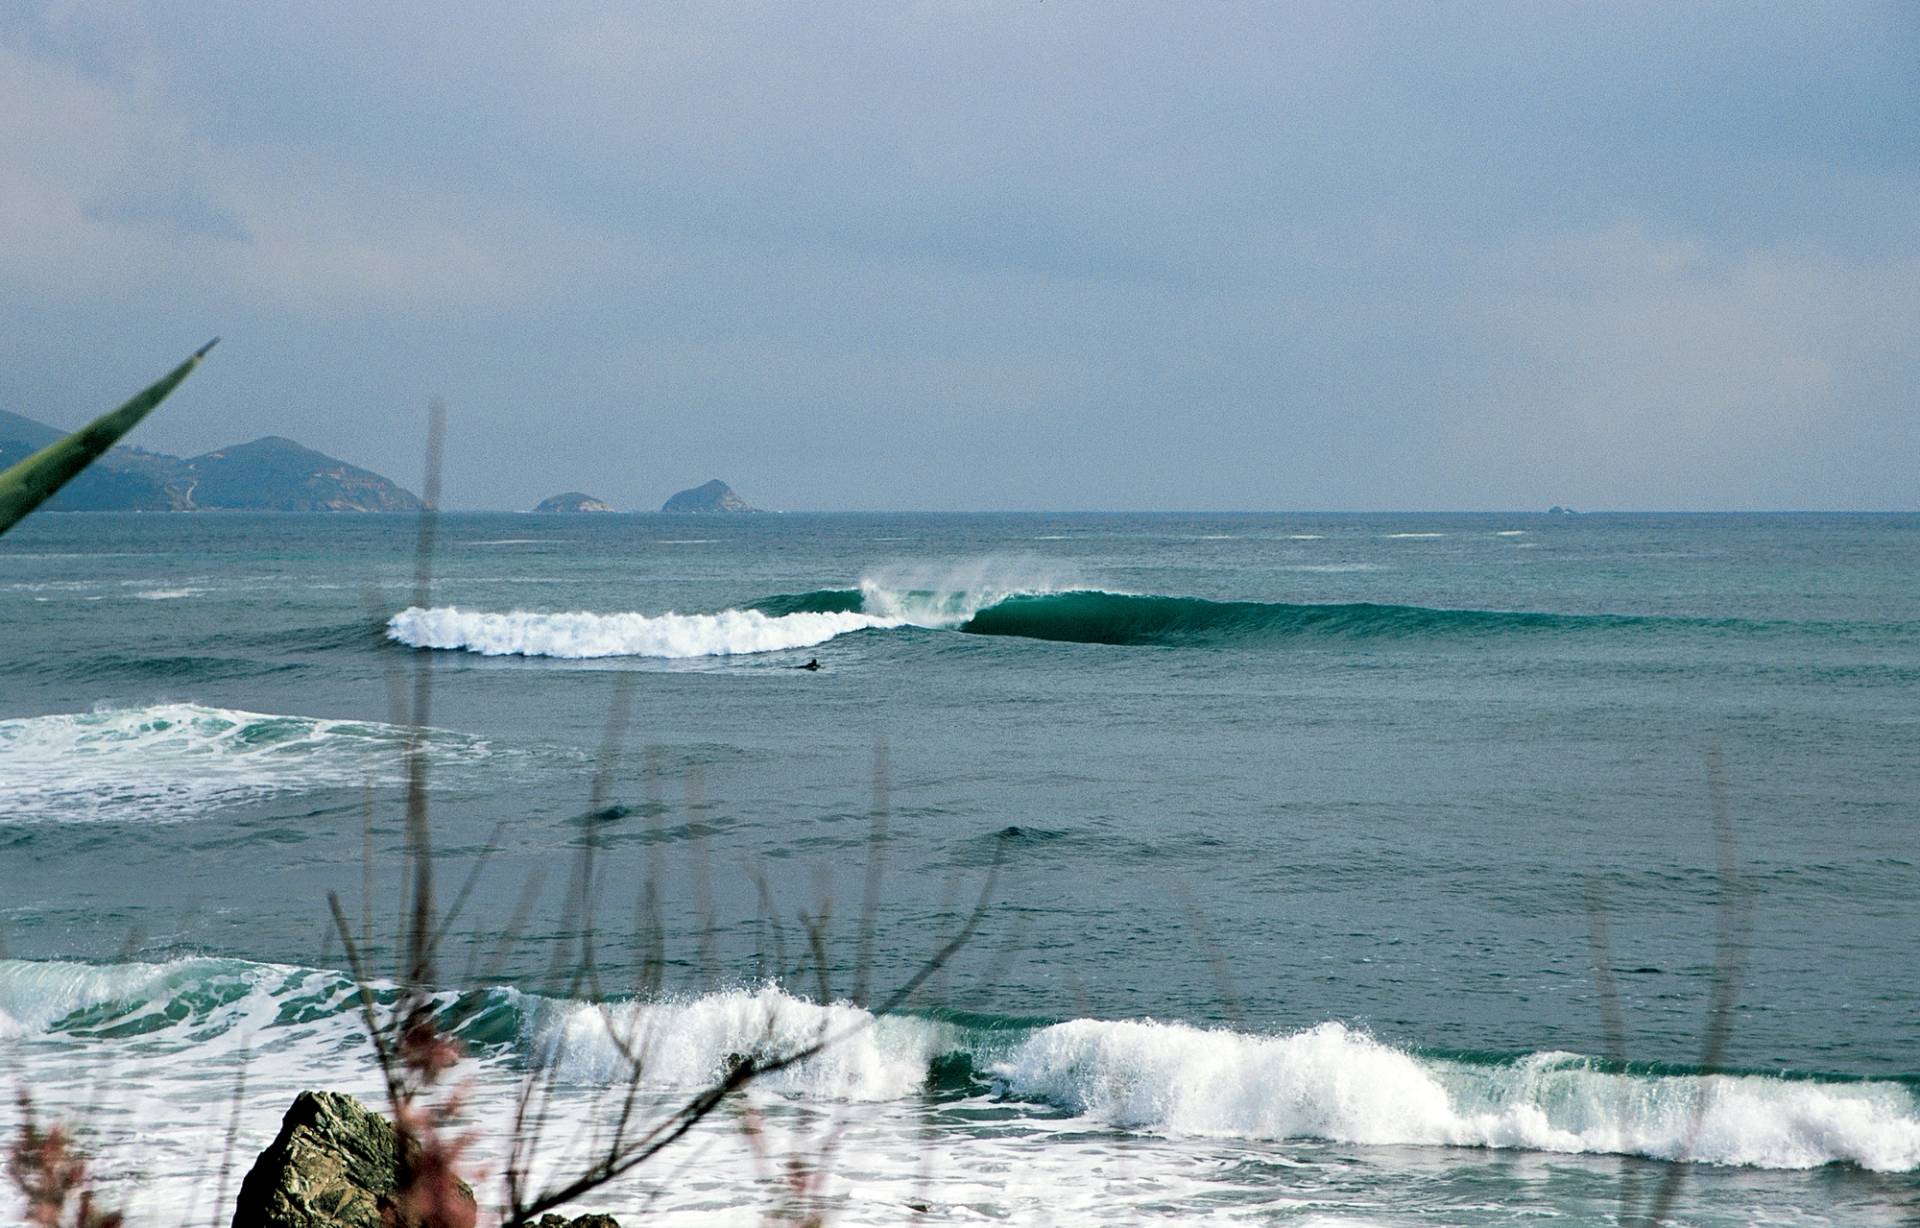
[387,603,906,659]
[6,956,1918,1224]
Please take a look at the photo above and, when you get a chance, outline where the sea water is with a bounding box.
[2,511,1917,1224]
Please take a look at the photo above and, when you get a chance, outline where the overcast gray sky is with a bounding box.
[2,2,1914,510]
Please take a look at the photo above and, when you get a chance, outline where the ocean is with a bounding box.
[2,510,1917,1224]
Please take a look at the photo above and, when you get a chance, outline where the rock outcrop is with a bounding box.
[660,479,757,514]
[231,1091,621,1228]
[231,1091,473,1228]
[532,491,616,513]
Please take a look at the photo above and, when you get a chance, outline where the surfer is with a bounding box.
[799,658,821,671]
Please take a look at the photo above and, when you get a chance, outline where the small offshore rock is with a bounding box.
[660,479,757,513]
[231,1090,475,1228]
[531,491,617,513]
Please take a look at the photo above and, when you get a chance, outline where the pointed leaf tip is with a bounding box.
[194,337,221,360]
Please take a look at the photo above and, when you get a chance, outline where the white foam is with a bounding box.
[853,560,1083,627]
[1495,530,1528,537]
[0,703,481,824]
[4,957,1917,1177]
[388,605,901,659]
[1385,532,1447,539]
[991,1018,1920,1171]
[529,984,959,1101]
[130,587,204,600]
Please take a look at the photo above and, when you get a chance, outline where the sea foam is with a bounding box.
[992,1017,1920,1171]
[4,958,1916,1172]
[387,605,902,659]
[0,703,483,824]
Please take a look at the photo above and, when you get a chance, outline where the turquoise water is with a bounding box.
[2,511,1917,1223]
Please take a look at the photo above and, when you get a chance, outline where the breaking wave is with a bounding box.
[5,957,1916,1172]
[0,703,486,824]
[386,605,901,659]
[757,585,1668,646]
[390,581,1879,659]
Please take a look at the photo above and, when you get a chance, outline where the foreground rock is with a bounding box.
[232,1091,622,1228]
[660,479,757,513]
[232,1091,472,1228]
[532,491,617,513]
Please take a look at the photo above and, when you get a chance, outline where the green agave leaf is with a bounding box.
[0,339,218,537]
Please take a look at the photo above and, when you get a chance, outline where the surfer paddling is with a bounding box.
[798,658,821,671]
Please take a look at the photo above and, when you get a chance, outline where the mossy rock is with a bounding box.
[230,1091,474,1228]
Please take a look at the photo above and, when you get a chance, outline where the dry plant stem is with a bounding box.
[328,893,405,1112]
[687,769,717,988]
[457,866,549,999]
[852,738,890,1008]
[1174,884,1248,1026]
[503,846,1006,1226]
[801,911,834,1008]
[403,401,446,994]
[1582,878,1639,1223]
[206,1042,251,1228]
[7,1092,123,1228]
[362,787,377,954]
[751,869,791,985]
[1640,744,1750,1227]
[337,421,1006,1226]
[426,821,512,979]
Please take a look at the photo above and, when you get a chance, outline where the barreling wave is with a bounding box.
[758,585,1668,646]
[7,957,1916,1172]
[0,704,487,825]
[391,582,1885,659]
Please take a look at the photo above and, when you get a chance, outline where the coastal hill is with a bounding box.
[0,409,420,512]
[661,479,758,513]
[532,491,617,513]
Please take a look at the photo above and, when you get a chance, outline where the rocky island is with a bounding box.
[532,491,617,513]
[661,479,758,513]
[0,409,420,512]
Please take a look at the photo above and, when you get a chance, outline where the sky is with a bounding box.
[1,2,1915,512]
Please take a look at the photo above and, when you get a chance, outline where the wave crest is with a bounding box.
[528,985,961,1100]
[992,1018,1920,1170]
